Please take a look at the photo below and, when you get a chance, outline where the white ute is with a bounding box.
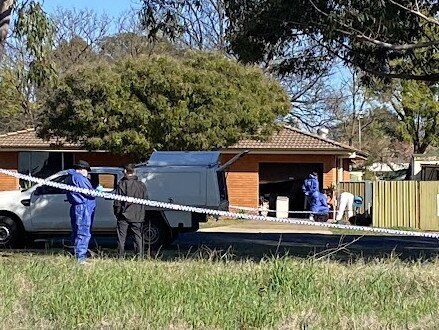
[0,151,246,248]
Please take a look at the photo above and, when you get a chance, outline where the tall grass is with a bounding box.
[1,253,439,329]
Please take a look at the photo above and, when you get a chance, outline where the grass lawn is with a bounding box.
[1,252,439,329]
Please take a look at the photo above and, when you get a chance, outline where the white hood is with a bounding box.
[0,190,23,200]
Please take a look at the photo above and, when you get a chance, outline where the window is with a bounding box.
[35,175,69,195]
[36,173,118,195]
[18,152,74,189]
[89,173,117,191]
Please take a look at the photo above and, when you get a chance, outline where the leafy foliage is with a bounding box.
[139,0,227,52]
[38,51,290,156]
[392,81,439,153]
[226,0,439,81]
[13,1,56,87]
[331,107,412,166]
[0,67,24,133]
[0,0,56,132]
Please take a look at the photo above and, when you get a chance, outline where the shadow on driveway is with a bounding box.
[2,231,439,262]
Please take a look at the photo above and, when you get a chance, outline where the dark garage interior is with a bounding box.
[258,163,324,217]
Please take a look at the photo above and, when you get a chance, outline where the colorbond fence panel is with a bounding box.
[372,181,419,229]
[419,182,439,230]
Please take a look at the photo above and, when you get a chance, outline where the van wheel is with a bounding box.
[0,216,23,248]
[143,218,171,250]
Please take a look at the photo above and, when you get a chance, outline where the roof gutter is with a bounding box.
[221,148,367,157]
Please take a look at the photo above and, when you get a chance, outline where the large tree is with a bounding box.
[0,65,24,133]
[384,80,439,154]
[38,51,290,156]
[140,0,227,52]
[1,1,54,70]
[225,0,439,82]
[0,0,14,62]
[330,106,412,166]
[0,0,55,132]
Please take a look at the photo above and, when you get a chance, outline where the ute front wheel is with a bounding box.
[0,216,24,248]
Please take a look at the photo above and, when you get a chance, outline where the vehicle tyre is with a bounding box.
[143,218,172,250]
[0,216,24,248]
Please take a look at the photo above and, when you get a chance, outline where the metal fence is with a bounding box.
[372,181,419,229]
[338,180,439,230]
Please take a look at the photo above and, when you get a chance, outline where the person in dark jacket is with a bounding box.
[66,160,102,263]
[113,164,148,258]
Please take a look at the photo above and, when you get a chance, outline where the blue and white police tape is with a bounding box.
[229,205,337,214]
[1,168,439,239]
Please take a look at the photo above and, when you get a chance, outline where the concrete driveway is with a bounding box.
[199,220,332,235]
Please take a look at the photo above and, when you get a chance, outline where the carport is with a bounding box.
[221,125,367,210]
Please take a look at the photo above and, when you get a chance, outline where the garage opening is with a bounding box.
[259,163,324,217]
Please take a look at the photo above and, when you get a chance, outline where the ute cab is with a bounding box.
[0,167,123,247]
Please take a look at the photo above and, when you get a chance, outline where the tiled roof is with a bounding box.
[0,126,367,157]
[0,128,78,149]
[227,126,367,156]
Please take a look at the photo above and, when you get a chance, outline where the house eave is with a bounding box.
[221,148,367,158]
[0,147,107,152]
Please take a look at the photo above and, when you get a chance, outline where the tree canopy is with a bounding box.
[383,80,439,154]
[38,51,290,156]
[226,0,439,81]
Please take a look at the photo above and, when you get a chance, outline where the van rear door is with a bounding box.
[217,150,249,172]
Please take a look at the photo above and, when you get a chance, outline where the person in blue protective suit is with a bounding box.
[311,191,330,221]
[65,160,102,263]
[302,172,320,220]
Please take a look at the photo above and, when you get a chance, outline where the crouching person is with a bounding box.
[113,164,148,259]
[311,191,330,222]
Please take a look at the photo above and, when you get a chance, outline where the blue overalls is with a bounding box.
[311,192,330,215]
[302,174,320,210]
[65,169,96,262]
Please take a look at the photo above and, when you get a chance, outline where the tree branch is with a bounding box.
[362,67,439,82]
[388,0,439,26]
[289,71,328,102]
[309,0,439,51]
[308,34,439,82]
[356,35,439,50]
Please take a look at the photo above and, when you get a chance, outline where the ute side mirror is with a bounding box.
[34,186,44,196]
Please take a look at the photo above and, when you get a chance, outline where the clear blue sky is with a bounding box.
[41,0,138,17]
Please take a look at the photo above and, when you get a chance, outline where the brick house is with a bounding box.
[0,129,134,191]
[0,127,366,214]
[220,126,367,211]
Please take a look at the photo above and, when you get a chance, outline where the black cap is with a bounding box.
[73,160,91,171]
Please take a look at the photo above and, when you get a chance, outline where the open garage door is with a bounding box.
[259,163,323,217]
